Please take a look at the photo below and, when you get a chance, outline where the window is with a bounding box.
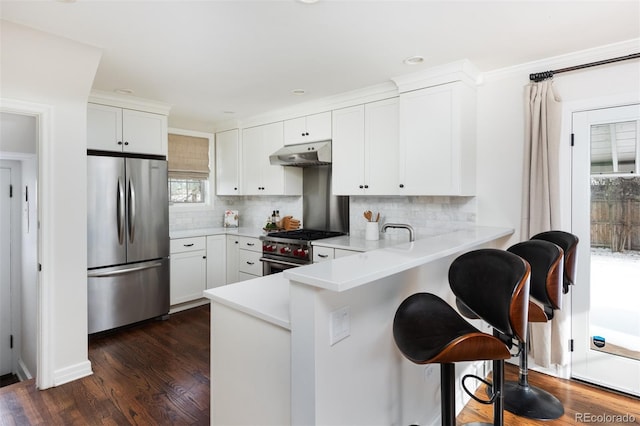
[168,133,210,204]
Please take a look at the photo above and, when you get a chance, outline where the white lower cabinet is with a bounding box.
[170,237,207,305]
[238,236,263,278]
[313,246,359,263]
[226,235,240,284]
[206,235,226,290]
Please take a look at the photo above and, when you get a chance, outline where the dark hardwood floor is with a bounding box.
[458,363,640,425]
[0,305,210,426]
[1,304,639,425]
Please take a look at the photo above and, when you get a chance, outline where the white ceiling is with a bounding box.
[1,0,639,131]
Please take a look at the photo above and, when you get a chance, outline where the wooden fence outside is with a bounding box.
[590,176,640,251]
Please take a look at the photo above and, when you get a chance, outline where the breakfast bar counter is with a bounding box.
[203,225,513,426]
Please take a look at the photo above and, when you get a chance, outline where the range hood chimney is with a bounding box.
[269,141,331,167]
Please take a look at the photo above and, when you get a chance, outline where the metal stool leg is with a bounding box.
[502,341,564,420]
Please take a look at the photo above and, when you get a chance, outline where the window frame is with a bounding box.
[167,127,215,211]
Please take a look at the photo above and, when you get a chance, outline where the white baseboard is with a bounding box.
[16,358,33,381]
[169,298,210,314]
[53,360,93,386]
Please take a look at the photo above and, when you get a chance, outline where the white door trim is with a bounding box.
[0,98,54,389]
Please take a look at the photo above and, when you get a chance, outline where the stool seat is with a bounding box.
[394,293,511,365]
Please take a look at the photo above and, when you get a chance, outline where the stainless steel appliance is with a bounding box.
[260,229,345,274]
[261,145,349,274]
[87,151,170,334]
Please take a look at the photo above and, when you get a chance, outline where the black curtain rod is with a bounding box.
[529,52,640,82]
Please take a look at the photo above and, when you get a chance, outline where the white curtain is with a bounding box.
[521,80,567,367]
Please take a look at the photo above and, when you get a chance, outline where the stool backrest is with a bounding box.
[449,249,530,342]
[508,240,564,310]
[531,231,579,293]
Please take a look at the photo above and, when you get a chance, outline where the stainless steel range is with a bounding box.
[259,229,346,274]
[261,144,349,275]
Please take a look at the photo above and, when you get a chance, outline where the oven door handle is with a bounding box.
[259,257,304,268]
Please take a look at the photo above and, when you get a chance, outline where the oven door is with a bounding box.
[260,257,306,275]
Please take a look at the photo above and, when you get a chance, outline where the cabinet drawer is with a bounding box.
[238,250,262,276]
[335,248,359,258]
[238,236,261,252]
[170,236,206,254]
[313,246,334,263]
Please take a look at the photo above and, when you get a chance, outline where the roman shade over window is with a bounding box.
[168,133,210,179]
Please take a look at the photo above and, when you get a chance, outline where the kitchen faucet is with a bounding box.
[380,223,415,242]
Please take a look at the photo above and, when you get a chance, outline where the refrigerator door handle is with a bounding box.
[128,178,136,244]
[117,178,125,245]
[88,262,163,278]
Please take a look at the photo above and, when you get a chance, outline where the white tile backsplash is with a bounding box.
[169,195,303,232]
[349,196,477,241]
[170,194,476,240]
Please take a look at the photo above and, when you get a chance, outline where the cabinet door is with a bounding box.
[170,250,206,305]
[241,126,264,195]
[283,116,307,145]
[365,98,400,195]
[259,122,286,195]
[122,109,167,156]
[238,250,262,276]
[206,235,226,289]
[226,235,240,284]
[87,103,123,151]
[216,129,240,195]
[398,82,475,196]
[305,112,332,142]
[332,105,366,195]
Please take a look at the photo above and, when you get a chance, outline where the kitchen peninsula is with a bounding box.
[204,226,513,425]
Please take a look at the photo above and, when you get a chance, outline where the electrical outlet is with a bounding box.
[329,306,350,345]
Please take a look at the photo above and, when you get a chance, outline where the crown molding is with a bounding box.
[89,89,172,115]
[391,59,480,93]
[481,38,640,84]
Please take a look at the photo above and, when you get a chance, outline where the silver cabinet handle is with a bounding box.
[128,178,136,243]
[117,178,125,245]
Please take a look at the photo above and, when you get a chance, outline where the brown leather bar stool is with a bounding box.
[393,249,530,426]
[531,230,579,294]
[502,239,565,420]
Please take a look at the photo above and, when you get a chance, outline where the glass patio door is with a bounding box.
[571,104,640,396]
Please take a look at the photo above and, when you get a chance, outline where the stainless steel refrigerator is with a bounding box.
[87,153,170,334]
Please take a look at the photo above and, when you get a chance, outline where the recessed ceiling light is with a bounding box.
[292,89,306,96]
[114,88,134,95]
[403,55,425,65]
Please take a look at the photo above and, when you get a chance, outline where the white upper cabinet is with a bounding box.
[242,122,302,196]
[215,129,240,195]
[398,81,476,196]
[283,111,332,145]
[87,103,168,156]
[332,98,399,195]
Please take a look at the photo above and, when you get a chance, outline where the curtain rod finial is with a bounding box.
[530,71,554,82]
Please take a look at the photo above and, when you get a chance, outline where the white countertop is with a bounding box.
[204,274,291,330]
[170,227,264,240]
[285,226,513,292]
[311,235,403,252]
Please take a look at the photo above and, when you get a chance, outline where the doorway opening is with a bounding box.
[0,112,39,387]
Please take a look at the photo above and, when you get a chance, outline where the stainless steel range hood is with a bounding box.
[269,141,331,166]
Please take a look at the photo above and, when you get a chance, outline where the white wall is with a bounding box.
[1,20,102,387]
